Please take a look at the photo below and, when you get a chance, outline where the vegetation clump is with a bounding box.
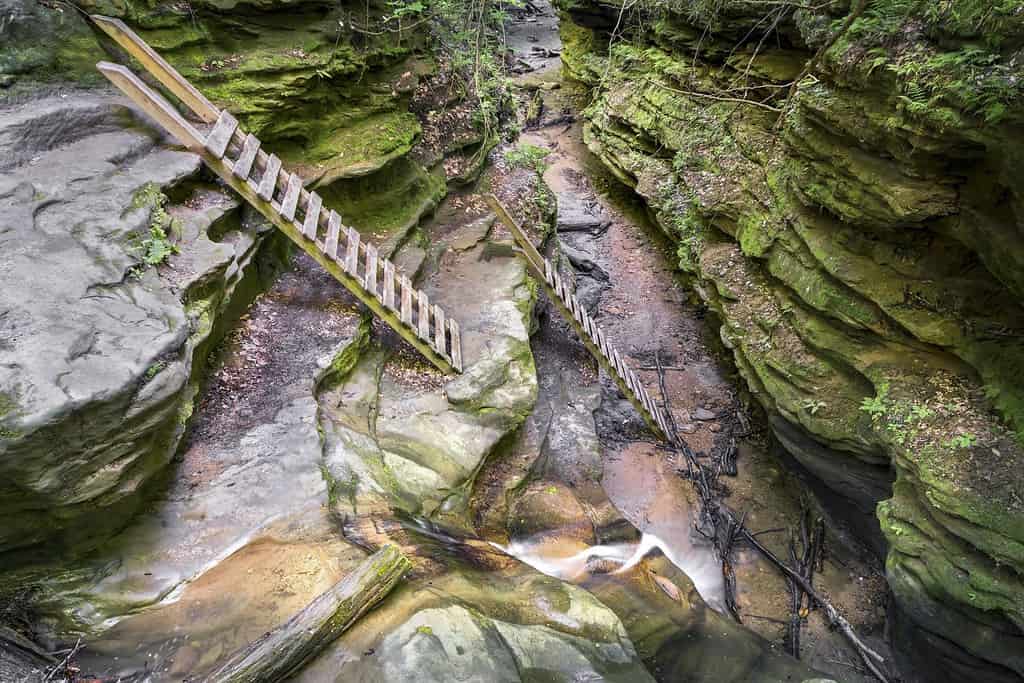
[131,184,181,273]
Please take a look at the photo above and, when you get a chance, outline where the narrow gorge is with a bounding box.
[1,1,1021,682]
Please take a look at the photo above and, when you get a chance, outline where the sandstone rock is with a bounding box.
[298,567,654,682]
[0,92,274,561]
[557,2,1024,679]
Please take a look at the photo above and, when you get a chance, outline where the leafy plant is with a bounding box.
[947,433,978,450]
[504,143,551,173]
[132,184,181,271]
[859,382,890,421]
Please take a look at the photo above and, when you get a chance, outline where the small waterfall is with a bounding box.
[494,532,726,612]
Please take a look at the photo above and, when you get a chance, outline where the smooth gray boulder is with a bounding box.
[0,91,271,561]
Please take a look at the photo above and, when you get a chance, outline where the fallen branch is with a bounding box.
[739,524,889,683]
[201,544,411,683]
[655,351,890,682]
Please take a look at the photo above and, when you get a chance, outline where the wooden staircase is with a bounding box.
[487,198,672,441]
[92,16,462,374]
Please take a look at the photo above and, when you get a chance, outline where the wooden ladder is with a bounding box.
[486,197,671,441]
[91,16,462,374]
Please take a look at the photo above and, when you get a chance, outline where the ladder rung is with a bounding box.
[365,244,379,297]
[279,174,302,221]
[204,110,238,159]
[570,295,583,323]
[433,304,445,354]
[417,291,430,342]
[345,228,360,277]
[382,260,396,310]
[257,154,281,202]
[596,328,610,360]
[302,191,322,240]
[612,350,626,382]
[324,211,341,260]
[232,133,260,180]
[400,276,414,326]
[448,319,462,372]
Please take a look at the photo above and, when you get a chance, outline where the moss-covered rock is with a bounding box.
[557,2,1024,680]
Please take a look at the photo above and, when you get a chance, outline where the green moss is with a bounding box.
[283,111,422,186]
[320,158,446,250]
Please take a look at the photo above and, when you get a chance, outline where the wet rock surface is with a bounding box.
[0,90,277,561]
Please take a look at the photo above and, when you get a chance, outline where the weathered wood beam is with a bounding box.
[91,15,220,123]
[202,545,411,683]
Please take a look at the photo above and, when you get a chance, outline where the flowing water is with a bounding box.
[496,533,727,611]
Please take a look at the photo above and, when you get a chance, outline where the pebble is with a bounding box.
[692,407,717,421]
[677,423,697,434]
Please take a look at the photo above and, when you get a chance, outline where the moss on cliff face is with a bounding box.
[558,2,1024,680]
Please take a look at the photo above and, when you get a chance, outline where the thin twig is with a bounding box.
[641,78,782,112]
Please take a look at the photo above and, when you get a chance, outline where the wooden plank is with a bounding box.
[400,276,414,326]
[596,328,610,360]
[280,173,303,221]
[552,272,565,304]
[569,295,584,324]
[91,16,220,123]
[581,312,598,345]
[627,369,642,399]
[432,305,445,354]
[612,349,627,382]
[638,384,653,411]
[382,260,396,310]
[302,191,322,240]
[417,291,431,342]
[257,154,281,202]
[345,227,360,277]
[204,110,238,159]
[544,259,554,285]
[96,63,205,151]
[232,133,260,180]
[448,319,462,372]
[364,244,379,297]
[324,211,341,260]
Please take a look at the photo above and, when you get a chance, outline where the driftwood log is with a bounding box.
[200,544,410,683]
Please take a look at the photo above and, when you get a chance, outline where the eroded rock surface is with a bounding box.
[0,91,277,561]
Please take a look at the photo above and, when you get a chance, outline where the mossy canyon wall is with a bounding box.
[555,0,1024,680]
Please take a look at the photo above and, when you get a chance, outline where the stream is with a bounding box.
[21,3,888,682]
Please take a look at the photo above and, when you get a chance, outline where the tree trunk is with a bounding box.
[200,544,411,683]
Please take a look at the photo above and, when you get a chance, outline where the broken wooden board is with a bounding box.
[92,18,463,373]
[486,195,671,441]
